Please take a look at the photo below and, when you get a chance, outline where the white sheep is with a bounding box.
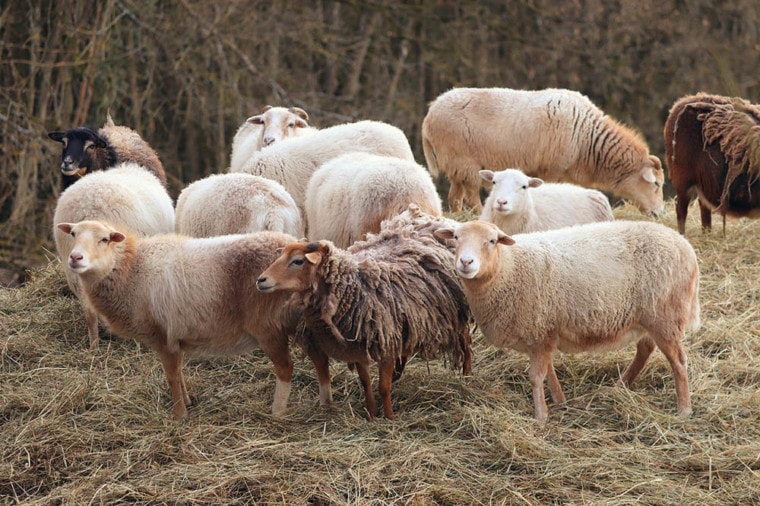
[435,220,700,421]
[304,152,442,248]
[231,120,415,218]
[421,87,664,214]
[56,220,301,420]
[52,163,175,349]
[229,105,315,173]
[479,168,614,235]
[175,173,304,238]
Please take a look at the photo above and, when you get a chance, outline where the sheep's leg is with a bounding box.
[461,335,473,376]
[675,193,691,235]
[378,360,396,420]
[654,338,692,417]
[545,360,565,405]
[698,199,712,232]
[447,180,465,213]
[84,303,100,350]
[306,346,333,406]
[157,348,187,420]
[620,337,656,387]
[259,337,293,416]
[354,362,377,419]
[527,351,551,422]
[463,184,483,214]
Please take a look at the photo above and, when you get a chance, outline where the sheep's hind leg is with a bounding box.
[620,337,655,387]
[378,360,396,420]
[546,360,565,406]
[354,362,378,419]
[654,337,691,417]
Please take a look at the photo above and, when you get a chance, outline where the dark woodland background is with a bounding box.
[1,0,759,284]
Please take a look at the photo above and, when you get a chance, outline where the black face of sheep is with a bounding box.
[48,127,115,189]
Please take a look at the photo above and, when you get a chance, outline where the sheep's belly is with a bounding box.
[556,326,648,354]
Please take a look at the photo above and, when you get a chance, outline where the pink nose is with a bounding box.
[460,257,473,267]
[70,252,83,262]
[497,199,508,206]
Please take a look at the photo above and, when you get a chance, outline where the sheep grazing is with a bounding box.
[479,168,614,235]
[256,212,473,420]
[305,152,442,248]
[231,120,415,218]
[229,105,315,172]
[53,163,175,349]
[57,220,301,420]
[175,173,304,238]
[435,220,700,421]
[421,87,664,215]
[48,113,167,190]
[664,92,760,235]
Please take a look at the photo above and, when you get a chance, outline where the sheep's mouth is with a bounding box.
[61,165,87,177]
[256,279,275,292]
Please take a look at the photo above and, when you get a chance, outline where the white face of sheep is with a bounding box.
[619,155,665,217]
[57,221,125,275]
[435,221,515,280]
[246,106,310,147]
[480,169,543,215]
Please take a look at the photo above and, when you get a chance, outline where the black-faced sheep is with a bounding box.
[256,212,473,420]
[57,220,301,420]
[421,87,664,215]
[304,152,442,248]
[229,105,315,172]
[175,173,304,238]
[436,220,700,421]
[52,163,175,349]
[48,113,167,190]
[479,168,614,235]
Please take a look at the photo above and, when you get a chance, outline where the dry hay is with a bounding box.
[2,200,760,505]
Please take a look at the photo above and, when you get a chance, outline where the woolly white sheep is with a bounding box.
[479,168,614,235]
[435,220,700,421]
[305,152,442,248]
[53,163,175,349]
[175,173,304,238]
[229,105,315,172]
[421,87,664,214]
[256,211,473,420]
[57,221,301,420]
[48,113,167,191]
[231,120,415,218]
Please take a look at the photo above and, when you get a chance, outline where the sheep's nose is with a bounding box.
[257,275,267,284]
[497,199,508,206]
[70,252,83,262]
[460,257,474,267]
[263,137,274,146]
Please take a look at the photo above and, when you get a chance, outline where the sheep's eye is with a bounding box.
[489,238,497,245]
[453,235,459,241]
[290,258,304,267]
[287,122,295,128]
[99,237,109,244]
[86,144,96,150]
[521,185,527,190]
[70,231,76,238]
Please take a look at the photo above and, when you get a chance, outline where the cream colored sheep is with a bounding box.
[52,163,175,349]
[435,220,700,421]
[304,152,441,248]
[421,87,664,214]
[57,220,301,420]
[231,120,415,218]
[479,168,613,235]
[175,173,304,238]
[229,105,315,172]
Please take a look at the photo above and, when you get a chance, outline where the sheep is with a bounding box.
[231,120,415,218]
[256,211,473,420]
[48,113,167,191]
[56,220,301,420]
[479,168,614,235]
[304,152,442,248]
[229,105,315,172]
[435,219,700,421]
[52,163,175,349]
[421,87,664,215]
[175,173,304,238]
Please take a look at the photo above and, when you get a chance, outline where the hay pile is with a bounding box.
[2,201,759,505]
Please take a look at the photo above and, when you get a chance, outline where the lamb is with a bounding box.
[435,220,700,421]
[175,173,304,238]
[229,105,315,172]
[256,212,473,420]
[421,87,664,215]
[479,168,614,235]
[52,163,175,349]
[57,220,301,420]
[231,120,415,218]
[304,152,442,248]
[48,113,167,190]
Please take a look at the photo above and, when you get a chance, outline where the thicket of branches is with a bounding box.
[1,0,759,281]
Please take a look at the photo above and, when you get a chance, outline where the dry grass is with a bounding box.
[2,199,760,505]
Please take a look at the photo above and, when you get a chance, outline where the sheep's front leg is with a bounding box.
[259,335,293,416]
[378,360,396,420]
[83,302,100,350]
[527,351,551,422]
[306,345,333,406]
[546,359,565,405]
[354,362,377,419]
[157,348,187,420]
[621,337,655,387]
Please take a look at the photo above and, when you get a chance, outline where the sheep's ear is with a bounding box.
[57,223,73,234]
[434,228,455,241]
[304,252,322,265]
[528,177,543,188]
[294,118,309,128]
[479,170,495,182]
[290,107,309,121]
[261,105,273,113]
[109,232,126,243]
[641,167,657,184]
[497,232,515,246]
[247,115,264,125]
[48,131,65,143]
[94,135,108,149]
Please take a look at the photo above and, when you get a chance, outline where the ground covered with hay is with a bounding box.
[1,201,759,505]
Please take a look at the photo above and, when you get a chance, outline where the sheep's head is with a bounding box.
[257,240,328,293]
[480,168,542,216]
[57,220,125,277]
[434,221,514,281]
[48,127,109,177]
[247,105,310,147]
[615,154,665,217]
